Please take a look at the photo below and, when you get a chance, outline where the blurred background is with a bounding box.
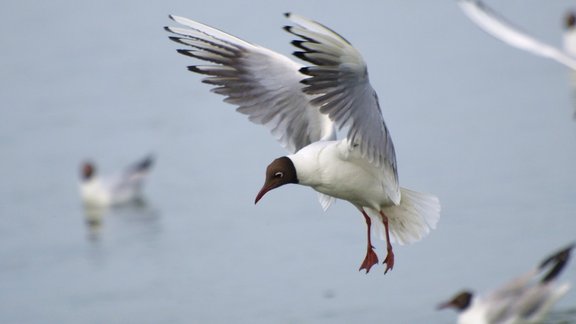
[1,0,575,323]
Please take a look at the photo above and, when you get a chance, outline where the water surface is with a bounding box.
[1,0,575,323]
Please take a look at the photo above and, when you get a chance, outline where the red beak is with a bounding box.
[254,185,272,204]
[436,301,452,310]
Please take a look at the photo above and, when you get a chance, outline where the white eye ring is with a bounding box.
[274,172,284,178]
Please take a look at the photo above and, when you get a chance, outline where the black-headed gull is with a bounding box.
[165,13,440,273]
[439,243,574,324]
[457,0,576,70]
[80,155,154,207]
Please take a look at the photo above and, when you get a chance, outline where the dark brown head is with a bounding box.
[255,156,298,204]
[81,161,96,180]
[565,12,576,30]
[437,290,473,312]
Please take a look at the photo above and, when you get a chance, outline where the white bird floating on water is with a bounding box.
[439,243,574,324]
[80,155,154,208]
[165,13,440,273]
[457,0,576,70]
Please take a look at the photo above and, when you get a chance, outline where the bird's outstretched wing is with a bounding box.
[166,15,336,153]
[284,13,398,190]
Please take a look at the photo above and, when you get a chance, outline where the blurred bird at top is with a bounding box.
[458,0,576,118]
[458,0,576,69]
[438,243,574,324]
[165,13,440,274]
[80,154,154,208]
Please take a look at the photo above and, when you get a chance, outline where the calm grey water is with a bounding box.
[1,0,576,323]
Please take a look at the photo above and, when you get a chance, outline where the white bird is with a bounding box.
[438,243,574,324]
[457,0,576,70]
[80,155,154,207]
[165,13,440,273]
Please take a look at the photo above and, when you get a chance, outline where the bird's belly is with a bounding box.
[81,182,112,207]
[82,190,111,207]
[312,165,395,209]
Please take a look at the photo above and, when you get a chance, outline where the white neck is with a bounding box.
[287,141,334,187]
[564,28,576,57]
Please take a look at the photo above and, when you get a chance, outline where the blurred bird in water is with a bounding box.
[80,154,154,208]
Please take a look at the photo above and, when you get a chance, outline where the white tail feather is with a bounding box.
[368,188,440,245]
[317,192,336,211]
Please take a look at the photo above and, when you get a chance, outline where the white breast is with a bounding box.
[80,179,112,207]
[289,140,399,209]
[458,298,490,324]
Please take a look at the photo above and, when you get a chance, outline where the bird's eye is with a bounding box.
[274,172,284,178]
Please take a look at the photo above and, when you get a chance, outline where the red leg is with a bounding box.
[359,209,379,273]
[379,211,395,274]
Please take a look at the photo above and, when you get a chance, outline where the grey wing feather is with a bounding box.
[166,15,335,153]
[112,155,155,194]
[482,270,536,323]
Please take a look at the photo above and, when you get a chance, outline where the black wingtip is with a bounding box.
[292,51,317,64]
[187,65,202,73]
[291,40,312,52]
[131,154,155,173]
[169,37,191,46]
[177,49,198,59]
[298,66,310,75]
[540,243,575,268]
[539,243,574,283]
[142,154,155,168]
[293,51,308,62]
